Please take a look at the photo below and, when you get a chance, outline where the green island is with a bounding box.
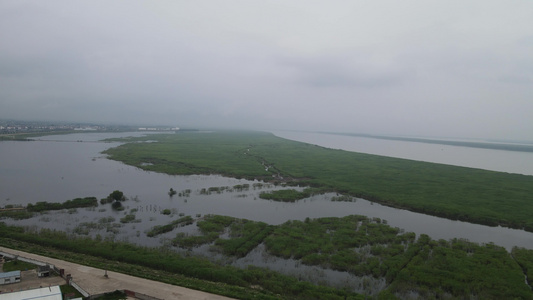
[258,188,316,202]
[27,197,98,212]
[104,130,533,231]
[146,215,194,237]
[0,197,99,220]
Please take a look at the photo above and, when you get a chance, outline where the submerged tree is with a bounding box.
[168,188,177,197]
[111,201,124,211]
[101,190,127,208]
[109,190,126,201]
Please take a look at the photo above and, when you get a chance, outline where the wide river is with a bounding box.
[1,131,532,251]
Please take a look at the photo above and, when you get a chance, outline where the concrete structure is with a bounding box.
[0,271,21,285]
[0,285,62,300]
[38,265,51,277]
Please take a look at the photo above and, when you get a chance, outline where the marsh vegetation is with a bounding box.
[2,130,533,299]
[146,216,193,237]
[104,131,533,231]
[259,188,316,202]
[0,221,362,299]
[2,212,533,299]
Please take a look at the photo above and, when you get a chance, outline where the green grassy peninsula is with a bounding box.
[104,131,533,231]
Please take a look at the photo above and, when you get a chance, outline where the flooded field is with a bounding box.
[2,132,533,248]
[2,131,533,295]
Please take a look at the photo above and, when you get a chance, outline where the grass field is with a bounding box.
[104,130,533,231]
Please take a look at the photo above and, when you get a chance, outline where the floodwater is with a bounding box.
[0,131,532,253]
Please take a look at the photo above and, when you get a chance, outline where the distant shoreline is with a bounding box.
[320,131,533,153]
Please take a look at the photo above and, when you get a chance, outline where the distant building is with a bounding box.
[0,270,21,285]
[138,127,180,131]
[74,127,97,131]
[0,285,62,300]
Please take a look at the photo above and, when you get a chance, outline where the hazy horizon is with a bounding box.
[1,1,532,141]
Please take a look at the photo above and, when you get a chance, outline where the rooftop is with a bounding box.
[0,285,62,300]
[0,271,20,279]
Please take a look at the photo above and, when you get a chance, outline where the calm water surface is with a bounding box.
[1,131,532,252]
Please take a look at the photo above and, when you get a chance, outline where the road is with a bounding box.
[0,246,233,300]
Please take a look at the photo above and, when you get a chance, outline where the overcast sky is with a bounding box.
[1,1,532,140]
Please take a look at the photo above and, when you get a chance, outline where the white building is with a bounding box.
[0,271,21,285]
[0,285,62,300]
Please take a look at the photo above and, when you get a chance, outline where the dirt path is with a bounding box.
[0,246,233,300]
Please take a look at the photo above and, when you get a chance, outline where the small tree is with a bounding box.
[109,190,126,202]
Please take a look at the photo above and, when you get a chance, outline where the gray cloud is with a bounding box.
[1,0,532,141]
[279,55,409,88]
